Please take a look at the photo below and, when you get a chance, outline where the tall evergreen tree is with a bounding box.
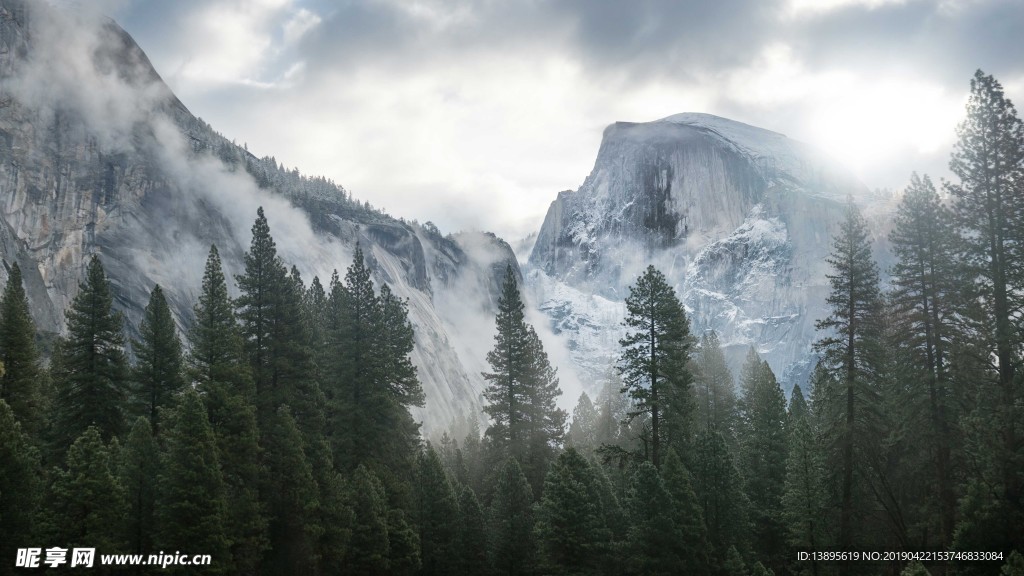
[489,457,536,576]
[456,486,491,576]
[416,446,459,576]
[889,173,961,546]
[189,245,267,575]
[235,208,322,437]
[41,426,128,553]
[261,406,320,575]
[738,349,789,572]
[946,70,1024,548]
[155,390,230,571]
[694,331,738,442]
[328,244,423,488]
[662,448,711,576]
[0,263,43,434]
[387,508,421,576]
[624,461,685,576]
[535,447,611,575]
[51,255,130,447]
[619,265,693,469]
[782,385,826,571]
[132,285,185,435]
[482,265,566,495]
[119,417,159,558]
[0,399,41,568]
[692,429,749,568]
[813,200,883,554]
[568,392,599,452]
[344,464,391,576]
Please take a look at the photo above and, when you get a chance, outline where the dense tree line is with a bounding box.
[1,69,1024,575]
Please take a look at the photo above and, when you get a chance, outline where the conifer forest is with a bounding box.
[2,31,1024,576]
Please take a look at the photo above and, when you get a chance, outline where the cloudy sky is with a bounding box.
[108,0,1024,241]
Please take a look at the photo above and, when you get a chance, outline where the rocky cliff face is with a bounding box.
[528,113,884,390]
[0,0,515,430]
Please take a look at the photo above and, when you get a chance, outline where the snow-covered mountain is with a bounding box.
[0,0,519,431]
[527,113,886,390]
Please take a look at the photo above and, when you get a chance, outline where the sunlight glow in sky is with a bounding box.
[110,0,1024,239]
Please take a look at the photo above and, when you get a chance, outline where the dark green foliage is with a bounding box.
[345,465,391,576]
[52,255,130,447]
[327,244,423,487]
[694,331,737,441]
[568,391,598,452]
[738,349,788,571]
[155,390,230,571]
[662,449,710,575]
[189,245,253,398]
[782,385,825,556]
[692,429,749,567]
[132,285,184,435]
[0,399,41,569]
[261,406,319,575]
[813,200,883,551]
[188,244,268,573]
[619,265,693,468]
[42,426,128,552]
[416,446,458,576]
[0,263,43,434]
[947,70,1024,549]
[456,486,491,576]
[535,447,611,575]
[1003,551,1024,576]
[120,417,158,557]
[489,457,536,576]
[387,508,421,576]
[901,561,931,576]
[624,461,684,576]
[482,265,566,496]
[235,209,322,437]
[724,545,748,576]
[889,173,961,546]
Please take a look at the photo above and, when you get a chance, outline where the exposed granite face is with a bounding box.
[528,113,887,391]
[0,0,518,431]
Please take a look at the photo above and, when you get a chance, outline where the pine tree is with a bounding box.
[489,457,536,576]
[42,426,128,552]
[387,508,421,576]
[813,200,883,553]
[132,285,185,435]
[535,447,611,575]
[261,406,319,575]
[619,265,693,469]
[946,70,1024,548]
[692,429,750,568]
[456,486,491,576]
[189,245,268,574]
[328,245,423,488]
[482,265,565,495]
[568,392,599,452]
[0,263,43,434]
[235,208,322,436]
[0,399,41,567]
[416,446,459,576]
[155,390,230,571]
[52,255,130,447]
[889,173,961,546]
[724,545,749,576]
[782,385,825,565]
[738,349,788,572]
[119,417,158,557]
[694,331,738,442]
[344,465,391,576]
[624,461,684,576]
[662,448,711,576]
